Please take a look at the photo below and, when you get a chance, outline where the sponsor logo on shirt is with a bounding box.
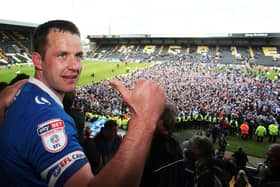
[35,96,51,105]
[37,119,67,153]
[40,151,86,187]
[52,151,85,177]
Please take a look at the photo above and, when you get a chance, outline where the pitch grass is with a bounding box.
[0,60,151,85]
[0,65,34,84]
[174,129,270,159]
[77,60,151,86]
[1,61,279,85]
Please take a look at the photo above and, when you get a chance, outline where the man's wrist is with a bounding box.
[131,113,158,134]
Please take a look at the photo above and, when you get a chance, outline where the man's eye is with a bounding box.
[76,54,83,60]
[59,53,66,58]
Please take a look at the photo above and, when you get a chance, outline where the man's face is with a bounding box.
[40,29,82,98]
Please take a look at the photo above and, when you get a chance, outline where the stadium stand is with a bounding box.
[0,19,36,65]
[87,33,280,67]
[0,19,279,67]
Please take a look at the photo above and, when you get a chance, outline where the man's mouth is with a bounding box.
[62,75,78,83]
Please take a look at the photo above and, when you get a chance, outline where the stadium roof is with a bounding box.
[88,33,280,39]
[0,19,37,31]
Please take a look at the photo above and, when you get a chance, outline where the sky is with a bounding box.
[1,0,280,40]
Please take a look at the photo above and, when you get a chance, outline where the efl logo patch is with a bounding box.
[37,119,67,153]
[40,151,86,186]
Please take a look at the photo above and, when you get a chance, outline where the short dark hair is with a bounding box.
[159,103,177,134]
[9,73,29,85]
[62,91,76,109]
[33,20,80,60]
[104,120,117,130]
[0,81,8,92]
[191,135,214,159]
[267,143,280,168]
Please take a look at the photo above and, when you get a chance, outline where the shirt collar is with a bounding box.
[28,77,63,108]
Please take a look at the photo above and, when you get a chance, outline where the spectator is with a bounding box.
[215,148,225,161]
[220,117,229,137]
[218,133,227,155]
[94,120,122,167]
[83,128,103,175]
[268,122,278,143]
[240,122,249,140]
[229,116,238,136]
[63,91,85,146]
[258,144,280,187]
[191,135,231,187]
[0,20,166,187]
[140,103,186,187]
[232,147,248,176]
[255,124,267,142]
[212,125,219,143]
[197,128,204,136]
[234,169,251,187]
[85,126,92,137]
[205,125,212,138]
[182,138,195,187]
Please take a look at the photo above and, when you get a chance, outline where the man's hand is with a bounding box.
[110,79,166,131]
[0,79,27,127]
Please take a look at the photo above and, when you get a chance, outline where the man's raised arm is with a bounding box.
[65,79,166,187]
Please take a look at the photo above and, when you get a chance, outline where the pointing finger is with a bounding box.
[109,79,130,102]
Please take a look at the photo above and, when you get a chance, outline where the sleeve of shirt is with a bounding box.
[40,150,88,187]
[27,109,88,187]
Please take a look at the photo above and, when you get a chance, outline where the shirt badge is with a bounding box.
[37,119,67,153]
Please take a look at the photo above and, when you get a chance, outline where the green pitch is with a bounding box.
[175,129,269,159]
[0,65,34,84]
[77,60,151,86]
[0,60,151,86]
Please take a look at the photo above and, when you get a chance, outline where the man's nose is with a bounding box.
[68,56,81,70]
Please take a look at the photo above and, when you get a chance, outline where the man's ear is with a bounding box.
[32,52,43,71]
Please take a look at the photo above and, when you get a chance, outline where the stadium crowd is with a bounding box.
[73,58,280,138]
